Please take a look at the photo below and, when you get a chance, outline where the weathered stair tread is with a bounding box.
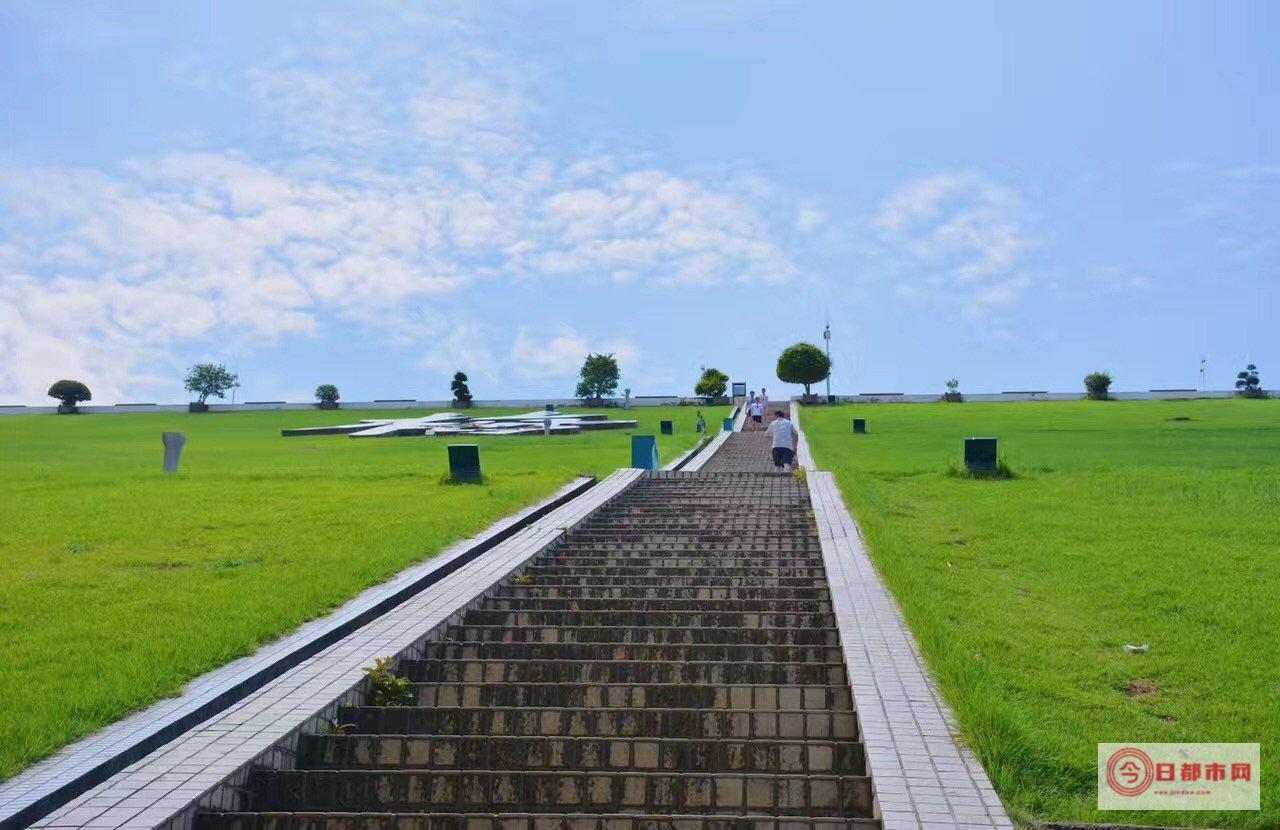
[340,707,860,740]
[415,643,842,663]
[299,734,866,774]
[405,682,854,710]
[444,625,841,646]
[198,466,879,827]
[397,659,846,685]
[490,586,830,600]
[246,768,875,815]
[459,611,836,629]
[198,811,882,830]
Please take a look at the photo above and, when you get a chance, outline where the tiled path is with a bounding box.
[793,407,1012,830]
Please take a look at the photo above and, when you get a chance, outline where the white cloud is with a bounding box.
[419,322,502,384]
[509,328,638,380]
[533,170,799,286]
[795,204,826,233]
[872,172,1033,315]
[0,6,813,402]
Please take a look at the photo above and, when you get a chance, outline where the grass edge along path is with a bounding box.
[0,405,724,781]
[802,399,1280,830]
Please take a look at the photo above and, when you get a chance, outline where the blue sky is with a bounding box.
[1,1,1276,403]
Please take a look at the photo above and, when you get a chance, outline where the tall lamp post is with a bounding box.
[822,324,832,403]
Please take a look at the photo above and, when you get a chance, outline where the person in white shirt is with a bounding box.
[764,409,797,471]
[748,397,765,428]
[760,388,769,408]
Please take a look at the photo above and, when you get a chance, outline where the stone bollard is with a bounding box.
[964,437,997,473]
[660,420,673,435]
[852,418,867,434]
[162,432,186,474]
[630,435,659,471]
[448,444,482,483]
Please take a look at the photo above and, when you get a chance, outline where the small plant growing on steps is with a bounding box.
[791,465,807,484]
[325,718,356,735]
[512,574,534,585]
[362,656,414,707]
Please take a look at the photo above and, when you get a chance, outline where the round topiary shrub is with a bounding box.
[48,379,92,413]
[776,343,831,401]
[315,384,340,409]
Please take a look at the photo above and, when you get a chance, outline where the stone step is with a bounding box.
[478,598,833,615]
[512,575,826,588]
[298,734,866,775]
[398,659,847,686]
[492,587,830,601]
[552,536,816,548]
[532,557,825,569]
[416,642,842,663]
[522,565,828,579]
[338,707,859,741]
[550,541,820,553]
[459,610,837,629]
[198,811,880,830]
[405,682,854,711]
[444,625,840,646]
[569,523,814,534]
[245,769,875,816]
[194,469,880,829]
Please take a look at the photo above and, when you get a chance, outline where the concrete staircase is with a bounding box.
[197,455,879,829]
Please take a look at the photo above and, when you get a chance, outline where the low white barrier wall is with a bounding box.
[1,389,1265,415]
[0,396,723,416]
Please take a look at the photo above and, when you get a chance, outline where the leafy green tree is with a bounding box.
[575,353,620,402]
[1236,364,1264,397]
[776,343,831,396]
[695,367,729,398]
[184,363,239,404]
[47,379,92,407]
[315,384,340,403]
[451,371,473,406]
[1084,371,1112,400]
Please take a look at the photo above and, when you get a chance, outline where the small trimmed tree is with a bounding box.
[575,353,620,403]
[776,343,831,397]
[1084,371,1112,400]
[451,371,473,407]
[184,363,239,406]
[1236,364,1265,398]
[695,367,729,398]
[48,379,92,412]
[315,384,340,408]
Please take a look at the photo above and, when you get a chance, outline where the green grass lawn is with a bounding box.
[0,405,723,780]
[803,399,1280,828]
